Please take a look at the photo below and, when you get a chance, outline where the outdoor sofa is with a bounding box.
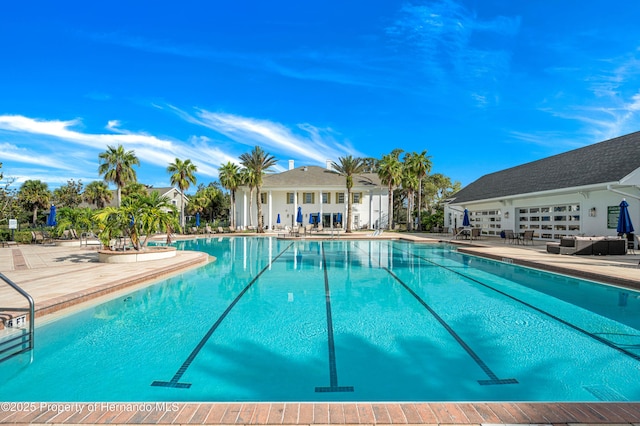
[546,236,626,256]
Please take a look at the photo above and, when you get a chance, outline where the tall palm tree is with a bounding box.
[377,149,404,230]
[401,154,419,231]
[167,158,198,229]
[406,150,432,231]
[98,145,139,208]
[18,180,50,226]
[83,181,112,208]
[218,162,242,229]
[331,155,366,233]
[239,146,277,233]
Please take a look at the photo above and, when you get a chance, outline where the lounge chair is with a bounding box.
[31,231,44,244]
[217,226,225,234]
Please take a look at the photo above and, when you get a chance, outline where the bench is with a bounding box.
[546,236,626,255]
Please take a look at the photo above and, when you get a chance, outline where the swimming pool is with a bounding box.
[1,237,640,402]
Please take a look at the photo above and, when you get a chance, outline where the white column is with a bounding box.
[268,190,273,230]
[369,189,373,229]
[319,191,323,225]
[344,191,348,230]
[242,191,247,229]
[294,191,298,227]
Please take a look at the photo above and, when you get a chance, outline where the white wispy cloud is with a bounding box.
[191,109,363,168]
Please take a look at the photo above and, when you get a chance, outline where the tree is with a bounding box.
[406,150,432,231]
[94,191,178,250]
[53,179,84,208]
[239,146,277,233]
[167,158,198,229]
[218,163,242,229]
[377,149,404,230]
[83,181,113,208]
[331,155,366,233]
[122,182,148,199]
[18,180,51,226]
[98,144,140,208]
[0,162,17,224]
[401,154,419,231]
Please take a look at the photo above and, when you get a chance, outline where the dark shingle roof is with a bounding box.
[451,131,640,204]
[261,166,382,188]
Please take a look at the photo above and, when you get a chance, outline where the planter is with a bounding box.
[98,246,177,263]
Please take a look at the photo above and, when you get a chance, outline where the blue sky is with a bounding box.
[2,0,640,192]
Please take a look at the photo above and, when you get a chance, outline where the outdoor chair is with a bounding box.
[504,230,517,244]
[217,226,224,233]
[520,230,535,245]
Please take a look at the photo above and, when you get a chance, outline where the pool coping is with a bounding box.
[1,401,640,424]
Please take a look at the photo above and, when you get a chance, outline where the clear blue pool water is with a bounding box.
[1,237,640,402]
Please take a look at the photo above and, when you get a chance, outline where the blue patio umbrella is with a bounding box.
[46,205,57,226]
[276,213,281,224]
[296,206,303,224]
[336,212,342,224]
[462,209,471,227]
[309,213,314,224]
[617,199,634,234]
[195,212,200,227]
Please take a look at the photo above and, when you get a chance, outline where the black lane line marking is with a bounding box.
[358,241,517,386]
[400,244,640,363]
[315,241,354,393]
[382,266,517,386]
[152,242,294,389]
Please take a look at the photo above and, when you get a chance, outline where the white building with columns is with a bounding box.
[234,160,389,231]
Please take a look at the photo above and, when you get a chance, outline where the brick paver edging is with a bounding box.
[1,402,640,424]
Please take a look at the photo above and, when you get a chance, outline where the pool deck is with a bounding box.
[1,232,640,425]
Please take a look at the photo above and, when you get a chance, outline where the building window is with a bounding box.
[322,192,330,204]
[286,192,294,204]
[260,193,267,204]
[352,192,363,204]
[517,203,580,239]
[303,192,314,204]
[336,193,345,204]
[467,209,501,236]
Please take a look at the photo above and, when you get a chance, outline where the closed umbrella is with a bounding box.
[47,205,57,227]
[195,212,200,227]
[296,207,303,224]
[617,199,634,235]
[309,213,314,224]
[462,209,471,227]
[276,213,281,224]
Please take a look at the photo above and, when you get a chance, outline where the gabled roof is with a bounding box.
[450,131,640,204]
[259,165,382,188]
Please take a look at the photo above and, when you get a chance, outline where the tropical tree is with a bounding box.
[121,182,148,199]
[240,167,256,227]
[218,162,242,229]
[18,180,51,226]
[167,158,198,229]
[98,144,140,207]
[53,179,84,208]
[93,191,178,250]
[377,149,404,230]
[83,181,112,208]
[401,154,419,231]
[239,146,277,233]
[0,163,17,224]
[406,150,432,231]
[331,155,366,233]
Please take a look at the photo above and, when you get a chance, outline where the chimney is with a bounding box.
[288,160,294,170]
[326,160,332,170]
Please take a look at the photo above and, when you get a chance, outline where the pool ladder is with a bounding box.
[0,272,35,363]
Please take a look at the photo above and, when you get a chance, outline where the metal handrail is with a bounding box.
[0,272,34,363]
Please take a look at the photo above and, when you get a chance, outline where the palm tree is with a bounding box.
[218,162,242,229]
[401,154,419,231]
[406,150,432,231]
[98,145,140,208]
[167,158,198,229]
[239,146,277,233]
[18,180,51,226]
[83,181,112,208]
[377,149,404,230]
[240,167,255,227]
[331,155,366,233]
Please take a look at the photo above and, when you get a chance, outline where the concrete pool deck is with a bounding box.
[1,232,640,425]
